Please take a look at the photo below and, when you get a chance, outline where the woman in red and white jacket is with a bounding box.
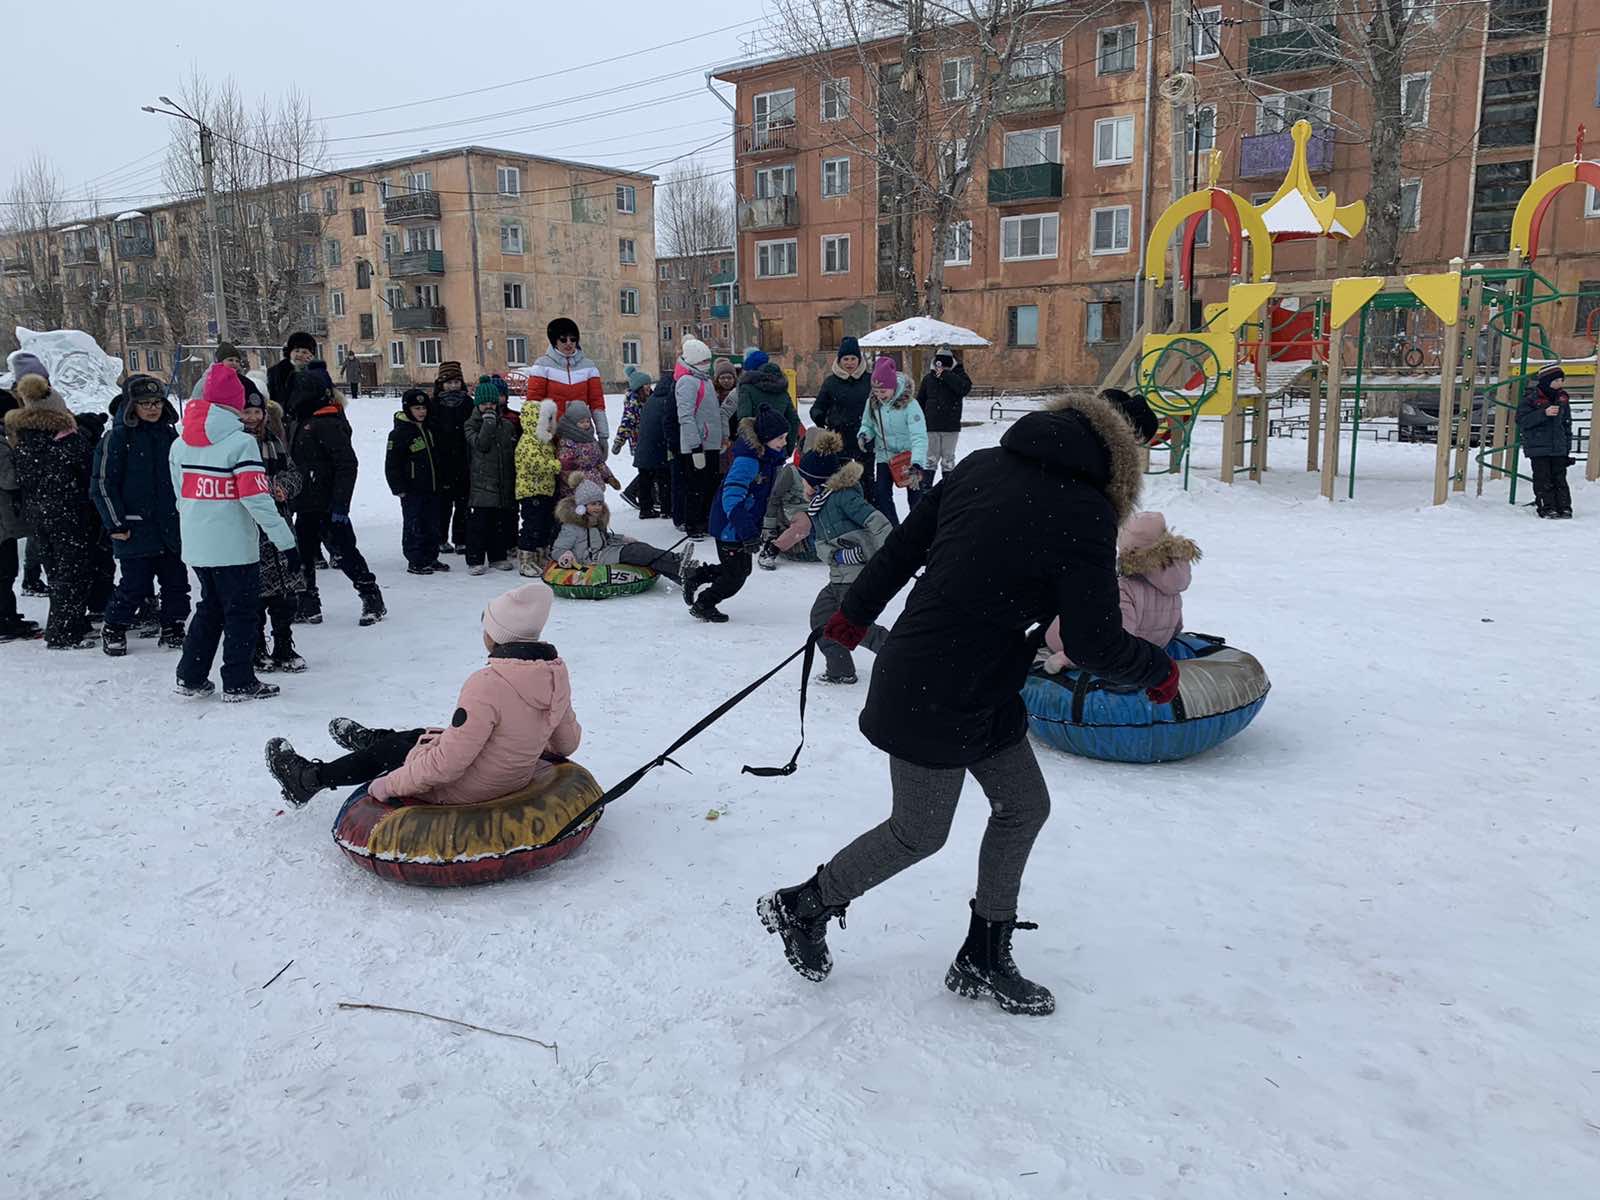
[525,317,608,443]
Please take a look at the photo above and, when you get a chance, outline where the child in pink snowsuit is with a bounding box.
[1043,511,1200,673]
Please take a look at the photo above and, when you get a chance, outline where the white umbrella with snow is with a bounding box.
[857,317,990,349]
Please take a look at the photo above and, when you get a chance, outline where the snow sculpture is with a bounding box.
[5,328,125,409]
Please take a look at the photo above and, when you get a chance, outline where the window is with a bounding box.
[1489,0,1547,39]
[818,315,844,348]
[1003,127,1062,167]
[943,221,972,266]
[355,261,371,289]
[348,180,364,195]
[331,290,346,317]
[126,349,139,370]
[821,157,851,197]
[938,138,971,183]
[497,166,521,196]
[1588,187,1600,218]
[416,284,440,307]
[619,237,636,264]
[661,324,674,341]
[506,335,529,365]
[1403,73,1431,128]
[147,349,162,371]
[378,179,391,201]
[620,288,640,315]
[359,313,375,340]
[753,88,797,131]
[389,340,406,368]
[1000,213,1059,261]
[821,234,851,275]
[877,221,896,292]
[1400,179,1422,231]
[1480,52,1541,147]
[615,184,636,214]
[504,282,526,309]
[756,239,799,278]
[821,78,850,122]
[1091,205,1133,254]
[1470,160,1531,253]
[659,263,671,281]
[755,164,797,198]
[405,226,440,252]
[383,233,397,261]
[1097,23,1137,74]
[621,339,641,368]
[319,186,335,215]
[297,191,312,213]
[326,239,341,268]
[941,57,973,102]
[386,285,405,311]
[1087,300,1123,344]
[335,344,349,366]
[1193,105,1218,154]
[487,222,519,258]
[155,216,167,242]
[1008,305,1039,347]
[1011,40,1062,79]
[1190,7,1222,59]
[1257,87,1333,133]
[418,338,442,366]
[407,170,432,193]
[1192,212,1213,247]
[758,318,785,354]
[1094,116,1136,166]
[351,207,366,237]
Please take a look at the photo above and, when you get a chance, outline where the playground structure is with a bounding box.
[1124,121,1599,505]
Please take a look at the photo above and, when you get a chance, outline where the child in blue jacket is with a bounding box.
[682,405,789,623]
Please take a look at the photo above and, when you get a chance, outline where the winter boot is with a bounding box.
[681,565,712,608]
[101,624,128,657]
[427,558,451,572]
[817,669,858,685]
[406,563,435,576]
[674,541,698,585]
[0,616,41,641]
[264,738,323,808]
[757,870,848,982]
[255,643,275,673]
[328,717,383,753]
[270,633,308,673]
[174,677,216,698]
[358,584,386,627]
[690,598,729,623]
[294,594,323,625]
[47,636,98,651]
[223,680,281,703]
[21,576,48,598]
[756,540,780,571]
[158,621,185,649]
[438,542,456,556]
[492,558,515,572]
[519,549,541,578]
[943,901,1056,1016]
[312,552,330,570]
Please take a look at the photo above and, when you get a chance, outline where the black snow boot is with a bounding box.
[224,680,281,703]
[690,598,729,623]
[294,594,323,625]
[328,717,383,753]
[358,583,386,627]
[133,598,160,638]
[944,901,1056,1016]
[270,637,308,673]
[757,870,848,982]
[264,738,323,808]
[101,624,128,657]
[158,621,185,649]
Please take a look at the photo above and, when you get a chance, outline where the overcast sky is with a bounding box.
[8,0,763,216]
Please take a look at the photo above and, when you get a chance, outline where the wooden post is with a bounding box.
[1491,250,1525,480]
[1453,270,1481,492]
[1320,322,1343,500]
[1307,299,1324,471]
[1251,300,1271,481]
[1432,296,1462,506]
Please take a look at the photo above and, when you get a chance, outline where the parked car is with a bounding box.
[1398,392,1489,444]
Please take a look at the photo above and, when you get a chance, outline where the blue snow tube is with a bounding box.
[1022,632,1269,764]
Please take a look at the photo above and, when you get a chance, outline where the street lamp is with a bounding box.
[144,97,229,341]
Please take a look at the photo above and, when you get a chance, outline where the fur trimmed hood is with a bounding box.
[554,495,610,530]
[5,405,78,441]
[998,392,1145,523]
[831,359,867,381]
[1119,529,1201,576]
[824,458,864,492]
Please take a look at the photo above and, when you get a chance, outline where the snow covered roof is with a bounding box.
[114,211,146,222]
[858,317,991,349]
[1249,120,1366,243]
[1258,189,1357,240]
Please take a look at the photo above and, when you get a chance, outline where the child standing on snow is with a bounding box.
[1043,512,1200,672]
[514,399,561,576]
[1517,363,1575,519]
[859,356,928,528]
[556,400,619,499]
[551,474,698,584]
[463,378,521,575]
[612,367,653,509]
[385,388,449,576]
[241,393,308,673]
[801,431,893,683]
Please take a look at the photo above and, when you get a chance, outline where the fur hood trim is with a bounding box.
[6,406,78,439]
[554,495,609,530]
[1041,392,1145,523]
[265,399,288,444]
[831,359,867,381]
[825,458,864,492]
[734,416,762,450]
[15,374,69,413]
[807,428,844,456]
[1119,530,1201,576]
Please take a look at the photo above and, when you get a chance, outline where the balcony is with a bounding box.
[116,234,156,259]
[392,305,448,331]
[1239,127,1334,179]
[119,278,157,300]
[306,315,329,336]
[296,262,325,285]
[737,194,801,231]
[1248,25,1339,75]
[710,303,731,320]
[63,244,99,267]
[384,191,442,222]
[996,73,1066,116]
[1,256,29,275]
[272,212,322,240]
[389,249,445,277]
[739,123,797,157]
[987,162,1064,205]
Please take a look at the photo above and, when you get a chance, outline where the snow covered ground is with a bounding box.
[5,395,1598,1199]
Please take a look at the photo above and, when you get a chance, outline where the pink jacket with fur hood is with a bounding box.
[1044,512,1200,672]
[368,644,582,805]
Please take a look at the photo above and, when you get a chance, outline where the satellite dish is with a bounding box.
[1160,73,1198,104]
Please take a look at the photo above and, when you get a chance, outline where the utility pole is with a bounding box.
[144,97,229,341]
[1169,0,1194,324]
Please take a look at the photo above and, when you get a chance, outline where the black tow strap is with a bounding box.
[547,629,822,843]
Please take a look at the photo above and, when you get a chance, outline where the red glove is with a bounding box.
[822,609,869,650]
[1146,660,1181,705]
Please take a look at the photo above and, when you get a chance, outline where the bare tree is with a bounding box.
[1,152,74,338]
[657,161,735,340]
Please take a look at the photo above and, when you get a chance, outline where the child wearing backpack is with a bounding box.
[681,405,789,623]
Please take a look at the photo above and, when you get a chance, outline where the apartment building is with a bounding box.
[656,247,736,372]
[1,145,658,390]
[713,0,1600,394]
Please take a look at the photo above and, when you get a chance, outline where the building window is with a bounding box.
[943,221,973,266]
[326,239,341,268]
[941,57,974,102]
[759,317,785,354]
[359,313,375,340]
[504,282,525,309]
[821,234,851,275]
[660,323,674,341]
[405,225,440,252]
[818,315,844,348]
[1094,116,1136,166]
[418,338,442,366]
[1091,205,1133,254]
[297,191,312,213]
[1489,0,1547,39]
[147,349,162,371]
[331,290,346,317]
[1574,282,1600,336]
[1000,213,1059,261]
[1004,126,1062,167]
[1087,300,1123,344]
[821,78,850,122]
[1097,23,1137,75]
[355,261,371,289]
[383,233,397,260]
[351,208,367,237]
[501,221,524,254]
[506,335,529,365]
[1400,178,1422,231]
[1402,73,1431,129]
[320,186,336,215]
[497,166,521,196]
[1469,159,1531,254]
[1587,186,1600,218]
[619,237,636,265]
[348,180,364,195]
[621,339,641,367]
[1193,105,1218,154]
[756,239,799,278]
[389,340,406,368]
[126,349,139,370]
[821,157,851,197]
[1257,86,1333,134]
[753,88,797,131]
[615,184,637,214]
[416,283,440,307]
[1192,212,1213,247]
[379,179,391,201]
[407,170,432,193]
[1011,40,1062,79]
[755,164,797,198]
[1190,7,1222,59]
[1480,52,1541,147]
[334,344,348,366]
[1007,305,1039,348]
[620,288,640,315]
[658,263,672,281]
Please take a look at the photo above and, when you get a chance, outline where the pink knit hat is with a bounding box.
[482,581,553,644]
[201,362,245,410]
[870,357,899,390]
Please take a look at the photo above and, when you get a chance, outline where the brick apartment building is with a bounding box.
[713,0,1600,395]
[656,247,736,373]
[1,146,657,390]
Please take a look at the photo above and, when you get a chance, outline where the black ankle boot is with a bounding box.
[264,738,324,808]
[944,900,1056,1016]
[757,869,848,981]
[328,717,382,753]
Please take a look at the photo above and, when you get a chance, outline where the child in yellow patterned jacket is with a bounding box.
[514,399,560,575]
